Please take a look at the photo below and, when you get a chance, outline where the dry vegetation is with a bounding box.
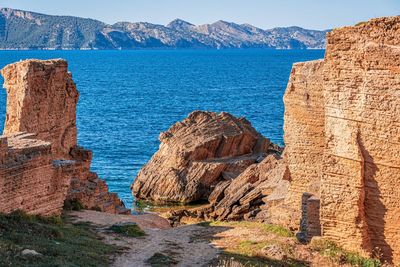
[198,221,382,267]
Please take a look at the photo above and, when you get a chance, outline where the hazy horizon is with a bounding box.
[0,0,399,30]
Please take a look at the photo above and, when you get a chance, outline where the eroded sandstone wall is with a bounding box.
[0,133,71,215]
[320,17,400,263]
[282,59,325,228]
[282,17,400,264]
[2,59,78,159]
[0,59,129,215]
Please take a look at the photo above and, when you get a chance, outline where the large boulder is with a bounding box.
[132,111,279,203]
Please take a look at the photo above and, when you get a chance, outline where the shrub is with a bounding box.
[0,210,118,266]
[108,223,146,237]
[63,199,84,211]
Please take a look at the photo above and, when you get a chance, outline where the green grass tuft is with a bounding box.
[209,251,307,267]
[355,21,367,27]
[261,224,294,238]
[0,210,119,267]
[108,223,146,237]
[311,238,381,267]
[63,199,85,211]
[145,252,178,267]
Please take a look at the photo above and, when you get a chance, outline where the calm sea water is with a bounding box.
[0,50,324,208]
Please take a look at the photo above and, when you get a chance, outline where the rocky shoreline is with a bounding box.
[0,15,399,266]
[132,16,400,265]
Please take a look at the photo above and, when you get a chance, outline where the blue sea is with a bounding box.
[0,49,324,209]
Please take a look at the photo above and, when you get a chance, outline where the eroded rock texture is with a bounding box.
[132,111,278,203]
[321,17,400,263]
[281,17,400,264]
[206,154,290,221]
[0,59,129,215]
[2,59,78,158]
[281,59,326,228]
[0,133,70,215]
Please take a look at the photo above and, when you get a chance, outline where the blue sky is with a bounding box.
[0,0,398,30]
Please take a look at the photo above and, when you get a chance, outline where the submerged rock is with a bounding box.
[132,111,279,203]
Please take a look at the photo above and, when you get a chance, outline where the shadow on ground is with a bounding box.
[208,252,309,267]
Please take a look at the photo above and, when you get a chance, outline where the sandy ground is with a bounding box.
[70,210,353,267]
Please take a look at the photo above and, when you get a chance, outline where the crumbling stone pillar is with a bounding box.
[0,59,129,215]
[1,59,78,159]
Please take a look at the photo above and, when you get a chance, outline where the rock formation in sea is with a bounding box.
[134,16,400,265]
[132,111,281,203]
[0,59,129,215]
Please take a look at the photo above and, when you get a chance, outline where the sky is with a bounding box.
[0,0,399,30]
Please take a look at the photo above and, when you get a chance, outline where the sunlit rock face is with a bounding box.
[2,59,78,159]
[320,16,400,264]
[281,59,326,228]
[0,59,129,215]
[280,16,400,264]
[132,111,278,204]
[207,153,290,222]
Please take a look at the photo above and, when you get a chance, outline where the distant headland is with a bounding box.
[0,7,328,50]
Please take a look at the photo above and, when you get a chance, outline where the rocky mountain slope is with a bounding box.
[0,8,328,50]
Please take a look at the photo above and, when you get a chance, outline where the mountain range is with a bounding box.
[0,8,329,50]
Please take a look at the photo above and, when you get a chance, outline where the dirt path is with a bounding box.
[70,210,223,267]
[70,211,358,267]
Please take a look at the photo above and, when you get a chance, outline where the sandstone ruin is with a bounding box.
[280,16,400,264]
[0,59,129,215]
